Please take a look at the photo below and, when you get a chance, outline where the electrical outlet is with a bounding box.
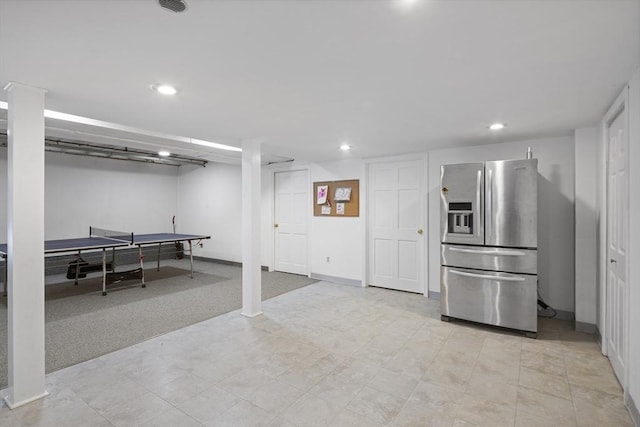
[326,256,330,263]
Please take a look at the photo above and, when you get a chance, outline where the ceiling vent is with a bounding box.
[158,0,187,13]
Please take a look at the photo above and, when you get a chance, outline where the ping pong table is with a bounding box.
[1,227,210,296]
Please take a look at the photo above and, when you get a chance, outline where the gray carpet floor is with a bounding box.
[0,260,317,389]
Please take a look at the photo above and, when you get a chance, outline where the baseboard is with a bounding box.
[192,256,268,271]
[554,309,575,321]
[193,256,241,267]
[4,390,49,409]
[595,326,603,348]
[241,311,263,318]
[575,321,596,334]
[628,393,640,427]
[309,273,361,287]
[428,291,440,300]
[4,254,267,278]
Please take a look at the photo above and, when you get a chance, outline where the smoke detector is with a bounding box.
[158,0,187,13]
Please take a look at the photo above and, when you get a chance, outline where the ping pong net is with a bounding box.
[89,227,134,245]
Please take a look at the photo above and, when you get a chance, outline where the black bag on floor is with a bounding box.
[66,257,89,279]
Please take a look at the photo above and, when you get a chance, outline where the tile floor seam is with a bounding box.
[272,380,323,422]
[568,381,584,427]
[461,333,484,396]
[141,381,208,426]
[382,380,420,426]
[312,382,365,423]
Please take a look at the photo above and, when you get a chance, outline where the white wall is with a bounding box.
[0,150,6,242]
[309,159,365,282]
[596,120,608,339]
[627,67,640,420]
[1,152,178,241]
[574,127,598,328]
[177,161,276,268]
[177,162,242,263]
[427,136,576,314]
[177,158,366,283]
[256,159,365,281]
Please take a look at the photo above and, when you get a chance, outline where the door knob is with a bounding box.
[274,224,279,228]
[610,258,616,263]
[417,229,424,235]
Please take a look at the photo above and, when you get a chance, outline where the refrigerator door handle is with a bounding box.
[486,168,492,239]
[449,247,526,256]
[449,269,525,282]
[476,170,482,237]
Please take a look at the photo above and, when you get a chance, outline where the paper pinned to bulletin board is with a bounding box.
[313,179,359,217]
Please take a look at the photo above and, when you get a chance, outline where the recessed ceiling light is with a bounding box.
[152,84,178,95]
[393,0,420,12]
[489,123,505,130]
[158,150,171,157]
[340,143,351,151]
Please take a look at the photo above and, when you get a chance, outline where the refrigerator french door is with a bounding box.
[440,159,538,336]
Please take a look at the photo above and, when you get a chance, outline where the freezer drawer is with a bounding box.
[440,266,537,333]
[441,244,537,275]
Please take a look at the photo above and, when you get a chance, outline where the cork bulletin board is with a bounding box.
[313,179,359,217]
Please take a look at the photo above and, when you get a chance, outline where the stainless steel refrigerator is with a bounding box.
[440,158,538,337]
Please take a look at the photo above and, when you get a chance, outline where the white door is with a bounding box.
[369,160,425,293]
[606,98,628,386]
[274,170,308,275]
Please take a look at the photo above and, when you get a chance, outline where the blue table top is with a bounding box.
[132,233,211,245]
[0,236,130,255]
[0,233,210,255]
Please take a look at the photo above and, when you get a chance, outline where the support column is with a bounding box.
[4,82,48,408]
[241,140,262,317]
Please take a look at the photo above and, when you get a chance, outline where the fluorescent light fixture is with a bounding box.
[191,138,242,152]
[152,84,178,95]
[489,123,505,130]
[158,150,171,157]
[340,143,351,151]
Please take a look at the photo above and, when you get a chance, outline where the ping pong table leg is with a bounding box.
[139,245,146,288]
[2,256,7,297]
[157,243,161,271]
[189,240,194,279]
[102,248,107,296]
[75,250,81,285]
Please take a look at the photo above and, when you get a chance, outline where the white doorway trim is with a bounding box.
[274,169,309,275]
[269,166,310,276]
[366,155,427,294]
[601,85,630,403]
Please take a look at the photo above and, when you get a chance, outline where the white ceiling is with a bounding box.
[1,0,639,163]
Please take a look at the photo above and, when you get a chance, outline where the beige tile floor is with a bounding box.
[0,281,632,426]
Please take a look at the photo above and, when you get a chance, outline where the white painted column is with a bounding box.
[4,82,48,408]
[241,140,262,317]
